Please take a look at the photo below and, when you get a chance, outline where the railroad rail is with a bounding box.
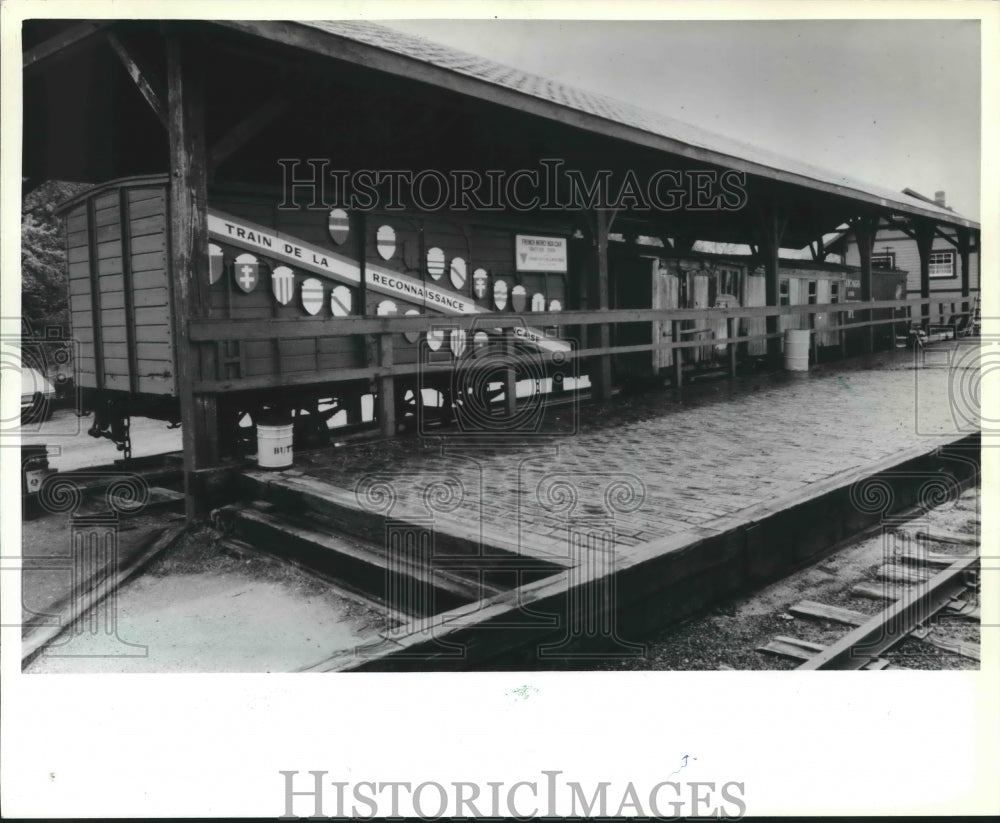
[758,551,980,670]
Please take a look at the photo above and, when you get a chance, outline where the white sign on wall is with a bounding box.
[515,234,567,273]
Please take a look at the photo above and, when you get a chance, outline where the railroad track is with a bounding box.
[757,536,980,670]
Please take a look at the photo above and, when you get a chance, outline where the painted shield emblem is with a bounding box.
[234,253,259,293]
[209,243,224,285]
[450,257,467,291]
[330,285,352,317]
[328,208,350,245]
[301,277,324,315]
[271,266,295,306]
[376,300,398,317]
[549,299,562,312]
[531,292,546,312]
[493,280,508,311]
[376,225,396,260]
[450,329,467,358]
[426,328,444,352]
[511,284,527,312]
[473,268,488,299]
[403,308,421,343]
[426,247,445,280]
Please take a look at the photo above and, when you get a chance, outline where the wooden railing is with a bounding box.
[187,297,972,433]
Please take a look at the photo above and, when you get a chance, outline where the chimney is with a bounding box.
[934,190,946,207]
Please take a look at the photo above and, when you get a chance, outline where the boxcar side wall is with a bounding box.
[62,179,175,397]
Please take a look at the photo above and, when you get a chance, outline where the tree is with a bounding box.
[21,180,91,336]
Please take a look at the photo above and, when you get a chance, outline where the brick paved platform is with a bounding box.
[253,344,979,569]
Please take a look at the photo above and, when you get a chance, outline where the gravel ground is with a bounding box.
[587,484,981,671]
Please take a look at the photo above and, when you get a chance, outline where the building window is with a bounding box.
[830,282,840,303]
[871,252,895,270]
[779,280,789,306]
[719,268,741,297]
[929,250,956,279]
[807,281,817,304]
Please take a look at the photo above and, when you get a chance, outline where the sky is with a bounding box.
[386,19,982,219]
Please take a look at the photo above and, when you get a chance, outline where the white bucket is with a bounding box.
[783,329,810,372]
[256,422,294,469]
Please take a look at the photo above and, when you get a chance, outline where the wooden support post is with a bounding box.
[591,209,613,401]
[838,311,847,358]
[913,220,936,325]
[727,316,738,378]
[671,322,683,389]
[753,198,788,366]
[850,215,878,353]
[376,333,395,438]
[957,227,971,317]
[809,313,818,364]
[167,30,219,521]
[504,329,518,417]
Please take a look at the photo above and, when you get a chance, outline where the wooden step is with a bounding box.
[219,505,498,618]
[239,470,574,569]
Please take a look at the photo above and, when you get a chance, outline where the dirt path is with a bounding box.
[24,527,390,673]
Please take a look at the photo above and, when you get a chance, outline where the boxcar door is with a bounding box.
[652,260,679,370]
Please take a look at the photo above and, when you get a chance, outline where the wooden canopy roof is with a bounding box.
[23,19,980,249]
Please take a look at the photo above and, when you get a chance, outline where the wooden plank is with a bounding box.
[789,600,867,626]
[130,233,166,254]
[915,531,978,547]
[66,229,91,249]
[138,374,175,394]
[67,245,90,264]
[133,324,173,343]
[131,251,166,271]
[128,196,167,219]
[897,550,972,568]
[877,564,934,585]
[101,342,130,359]
[131,286,170,308]
[852,582,910,601]
[95,205,120,227]
[130,214,166,237]
[918,634,980,660]
[100,291,125,310]
[69,294,92,313]
[132,270,168,290]
[68,260,91,278]
[135,306,169,325]
[135,342,173,360]
[65,209,88,232]
[100,307,128,325]
[757,635,827,661]
[128,187,165,204]
[95,222,122,242]
[97,239,123,260]
[98,257,124,275]
[93,191,118,210]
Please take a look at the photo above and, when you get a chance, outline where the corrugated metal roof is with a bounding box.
[232,20,979,231]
